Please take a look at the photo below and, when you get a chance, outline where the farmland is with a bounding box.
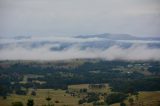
[0,60,160,106]
[0,86,160,106]
[0,83,111,106]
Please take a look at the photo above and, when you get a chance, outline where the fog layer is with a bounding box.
[0,36,160,61]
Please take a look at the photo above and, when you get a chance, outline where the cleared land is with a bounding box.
[0,84,110,106]
[0,89,79,106]
[1,84,160,106]
[111,91,160,106]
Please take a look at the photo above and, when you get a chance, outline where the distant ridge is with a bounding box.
[76,33,160,40]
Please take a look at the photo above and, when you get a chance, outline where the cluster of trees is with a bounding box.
[0,76,12,97]
[78,92,100,104]
[109,77,160,93]
[79,88,87,93]
[106,92,128,105]
[78,92,128,105]
[148,62,160,75]
[89,84,106,89]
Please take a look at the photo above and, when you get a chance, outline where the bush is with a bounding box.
[87,92,100,103]
[31,91,36,96]
[55,100,59,103]
[106,92,128,105]
[120,102,126,106]
[27,99,34,106]
[93,101,105,106]
[78,98,86,104]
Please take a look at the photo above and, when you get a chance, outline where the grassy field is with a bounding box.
[111,91,160,106]
[0,84,110,106]
[0,85,160,106]
[132,91,160,106]
[0,89,80,106]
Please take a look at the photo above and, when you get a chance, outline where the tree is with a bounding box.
[27,99,34,106]
[3,95,7,99]
[87,92,99,103]
[128,98,134,106]
[120,102,126,106]
[46,96,52,106]
[157,100,160,106]
[106,92,128,105]
[78,98,86,104]
[45,91,54,106]
[31,91,36,96]
[134,92,139,101]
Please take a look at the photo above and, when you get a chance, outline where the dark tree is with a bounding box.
[128,98,134,106]
[120,102,126,106]
[31,91,36,96]
[106,92,128,105]
[27,99,34,106]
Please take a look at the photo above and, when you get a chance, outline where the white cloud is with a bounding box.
[0,42,160,61]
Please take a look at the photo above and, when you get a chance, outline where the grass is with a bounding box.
[133,91,160,106]
[0,89,80,106]
[68,84,89,89]
[1,86,160,106]
[111,91,160,106]
[0,83,110,106]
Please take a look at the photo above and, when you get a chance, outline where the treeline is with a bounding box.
[109,77,160,93]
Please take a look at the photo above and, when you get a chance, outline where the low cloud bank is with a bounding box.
[0,44,160,61]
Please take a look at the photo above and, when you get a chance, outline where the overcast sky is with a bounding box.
[0,0,160,37]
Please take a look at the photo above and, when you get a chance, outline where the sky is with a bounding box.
[0,0,160,61]
[0,0,160,37]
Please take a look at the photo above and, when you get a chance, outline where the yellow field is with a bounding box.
[0,83,110,106]
[68,84,89,89]
[133,91,160,106]
[1,86,160,106]
[0,89,80,106]
[111,91,160,106]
